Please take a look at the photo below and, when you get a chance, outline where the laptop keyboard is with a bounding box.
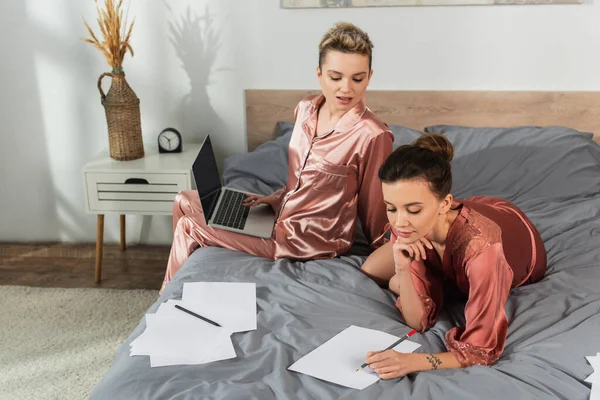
[213,189,250,230]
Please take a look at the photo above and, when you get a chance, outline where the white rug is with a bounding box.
[0,285,158,400]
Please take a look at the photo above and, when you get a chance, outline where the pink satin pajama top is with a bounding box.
[271,94,394,260]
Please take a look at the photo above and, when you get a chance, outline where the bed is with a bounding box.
[90,90,600,400]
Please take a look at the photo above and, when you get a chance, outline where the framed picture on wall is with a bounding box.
[281,0,583,8]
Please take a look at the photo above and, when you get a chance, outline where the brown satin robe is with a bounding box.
[391,196,547,367]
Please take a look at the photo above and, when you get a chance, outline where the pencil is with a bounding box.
[356,329,417,371]
[174,305,222,327]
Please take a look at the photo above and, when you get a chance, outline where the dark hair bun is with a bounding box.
[413,133,454,163]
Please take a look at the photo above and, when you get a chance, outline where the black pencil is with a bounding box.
[174,304,222,327]
[356,329,417,371]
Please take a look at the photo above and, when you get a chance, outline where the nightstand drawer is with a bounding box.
[85,172,189,213]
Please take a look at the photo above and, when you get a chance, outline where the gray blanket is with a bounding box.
[90,125,600,399]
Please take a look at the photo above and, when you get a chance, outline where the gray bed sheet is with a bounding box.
[90,126,600,400]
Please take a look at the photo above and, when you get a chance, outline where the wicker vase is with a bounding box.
[97,69,144,161]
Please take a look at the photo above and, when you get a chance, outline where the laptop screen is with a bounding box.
[192,135,222,219]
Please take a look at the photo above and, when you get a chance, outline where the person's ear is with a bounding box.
[439,194,453,214]
[316,66,322,78]
[368,69,373,80]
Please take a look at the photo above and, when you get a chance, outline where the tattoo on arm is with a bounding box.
[426,354,442,370]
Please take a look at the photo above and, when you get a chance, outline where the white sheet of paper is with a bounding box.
[131,300,233,353]
[130,312,232,365]
[182,282,257,333]
[592,385,600,400]
[131,314,222,356]
[288,325,421,390]
[585,371,599,384]
[148,338,237,367]
[587,355,600,370]
[155,299,234,334]
[130,301,185,349]
[585,354,600,383]
[585,353,600,400]
[130,311,205,353]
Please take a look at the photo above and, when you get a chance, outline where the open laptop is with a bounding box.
[191,135,276,238]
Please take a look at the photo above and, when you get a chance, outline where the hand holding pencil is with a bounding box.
[357,329,417,372]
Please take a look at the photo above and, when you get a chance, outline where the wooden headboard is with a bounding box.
[245,90,600,151]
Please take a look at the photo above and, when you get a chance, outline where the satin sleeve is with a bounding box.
[267,187,286,215]
[269,103,301,214]
[357,131,394,248]
[390,231,444,332]
[445,243,514,367]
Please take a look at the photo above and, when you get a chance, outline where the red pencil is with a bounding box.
[356,329,417,371]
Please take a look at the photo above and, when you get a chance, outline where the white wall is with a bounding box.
[1,0,598,245]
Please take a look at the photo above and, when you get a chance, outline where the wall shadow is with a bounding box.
[166,3,231,167]
[0,1,59,241]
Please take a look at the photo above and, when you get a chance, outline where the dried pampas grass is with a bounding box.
[82,0,135,70]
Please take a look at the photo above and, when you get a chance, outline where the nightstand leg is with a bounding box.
[95,214,104,283]
[120,214,126,251]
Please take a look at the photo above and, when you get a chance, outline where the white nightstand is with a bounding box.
[83,143,201,283]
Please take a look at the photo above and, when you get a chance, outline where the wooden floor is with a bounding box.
[0,243,169,290]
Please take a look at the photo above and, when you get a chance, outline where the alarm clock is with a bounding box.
[157,128,182,153]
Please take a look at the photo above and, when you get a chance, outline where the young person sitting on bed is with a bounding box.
[160,22,394,292]
[360,133,547,378]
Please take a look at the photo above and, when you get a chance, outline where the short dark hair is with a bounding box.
[378,133,454,199]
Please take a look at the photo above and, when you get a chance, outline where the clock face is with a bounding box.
[159,130,180,151]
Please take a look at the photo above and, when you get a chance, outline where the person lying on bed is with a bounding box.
[360,133,547,378]
[160,22,394,292]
